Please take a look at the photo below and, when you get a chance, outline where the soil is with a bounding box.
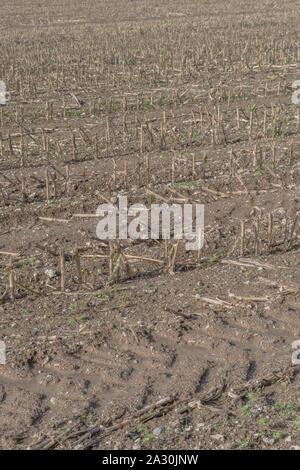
[0,0,299,450]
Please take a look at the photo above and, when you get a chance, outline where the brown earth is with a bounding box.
[0,0,299,450]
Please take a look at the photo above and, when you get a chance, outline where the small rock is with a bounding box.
[45,268,56,279]
[291,446,300,450]
[262,436,275,445]
[0,385,6,403]
[196,423,205,431]
[153,427,165,437]
[211,434,225,442]
[132,443,141,450]
[223,443,235,450]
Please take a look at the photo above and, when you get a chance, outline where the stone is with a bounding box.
[211,434,225,442]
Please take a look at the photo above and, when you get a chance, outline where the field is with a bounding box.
[0,0,299,450]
